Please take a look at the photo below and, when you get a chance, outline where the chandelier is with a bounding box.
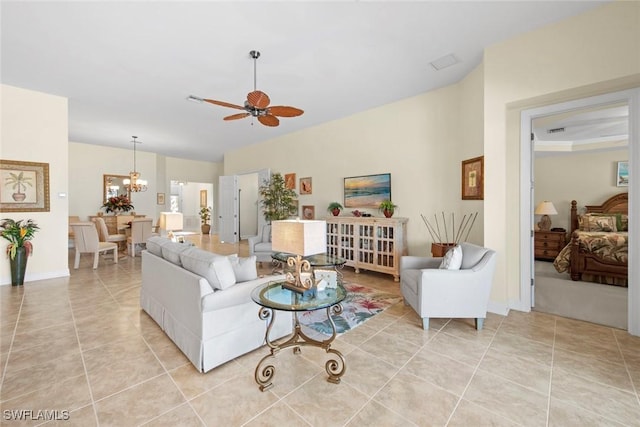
[123,136,148,192]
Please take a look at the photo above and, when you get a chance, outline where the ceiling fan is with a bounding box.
[191,50,304,127]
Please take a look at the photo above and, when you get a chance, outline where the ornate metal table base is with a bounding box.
[254,304,346,391]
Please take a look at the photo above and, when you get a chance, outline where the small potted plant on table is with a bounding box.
[327,202,343,217]
[1,218,39,286]
[378,200,397,218]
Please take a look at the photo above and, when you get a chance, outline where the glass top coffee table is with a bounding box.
[251,280,347,391]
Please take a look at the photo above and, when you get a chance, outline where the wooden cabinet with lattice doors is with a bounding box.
[325,217,408,281]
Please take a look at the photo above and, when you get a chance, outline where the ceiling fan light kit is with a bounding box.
[194,50,303,127]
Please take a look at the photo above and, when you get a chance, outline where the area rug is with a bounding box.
[298,282,402,336]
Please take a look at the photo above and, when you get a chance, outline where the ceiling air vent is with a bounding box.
[547,127,565,134]
[430,54,460,71]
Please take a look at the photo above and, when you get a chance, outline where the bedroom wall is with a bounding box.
[534,149,629,232]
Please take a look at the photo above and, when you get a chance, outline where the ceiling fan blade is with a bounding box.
[258,114,279,127]
[223,113,250,121]
[203,98,246,110]
[247,91,270,109]
[269,106,304,117]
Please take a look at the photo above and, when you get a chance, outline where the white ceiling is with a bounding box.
[1,1,609,162]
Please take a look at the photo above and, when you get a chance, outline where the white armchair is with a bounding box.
[247,224,273,263]
[400,242,497,330]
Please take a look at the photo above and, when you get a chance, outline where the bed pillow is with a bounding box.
[582,214,617,232]
[439,245,462,270]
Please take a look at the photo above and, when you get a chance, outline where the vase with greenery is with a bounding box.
[378,200,397,218]
[0,218,39,286]
[259,172,298,222]
[199,206,212,234]
[327,202,343,216]
[101,194,134,214]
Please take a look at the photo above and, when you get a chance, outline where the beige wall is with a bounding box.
[68,142,222,224]
[1,85,69,284]
[484,1,640,308]
[225,65,486,256]
[535,150,629,232]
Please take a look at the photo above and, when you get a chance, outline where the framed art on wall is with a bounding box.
[461,156,484,200]
[0,159,50,212]
[617,161,628,187]
[200,189,207,207]
[302,205,315,220]
[344,173,391,208]
[300,177,312,194]
[157,193,165,205]
[285,173,296,190]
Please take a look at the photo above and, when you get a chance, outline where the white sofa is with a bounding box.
[140,237,292,373]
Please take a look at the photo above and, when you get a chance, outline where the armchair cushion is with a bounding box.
[261,225,271,242]
[439,245,462,270]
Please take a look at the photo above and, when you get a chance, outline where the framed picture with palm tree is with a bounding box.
[0,159,50,212]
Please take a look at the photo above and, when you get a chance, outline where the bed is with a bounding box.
[553,192,628,287]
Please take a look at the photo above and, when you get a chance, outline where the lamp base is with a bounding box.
[538,215,552,231]
[281,280,317,298]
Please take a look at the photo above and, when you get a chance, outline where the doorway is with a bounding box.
[519,87,640,336]
[531,102,629,328]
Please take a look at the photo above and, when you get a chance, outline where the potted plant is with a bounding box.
[199,206,212,234]
[0,218,39,286]
[101,194,134,215]
[327,202,343,216]
[259,173,298,222]
[378,200,397,218]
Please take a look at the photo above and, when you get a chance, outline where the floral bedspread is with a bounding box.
[554,231,628,273]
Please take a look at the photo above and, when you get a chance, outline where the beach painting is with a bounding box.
[344,173,391,208]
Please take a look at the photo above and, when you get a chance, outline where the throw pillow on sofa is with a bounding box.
[179,247,236,290]
[228,254,258,282]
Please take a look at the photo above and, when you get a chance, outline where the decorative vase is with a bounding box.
[383,209,394,218]
[332,209,340,216]
[9,246,28,286]
[201,224,211,234]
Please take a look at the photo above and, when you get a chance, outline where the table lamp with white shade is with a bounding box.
[534,201,558,231]
[271,219,327,293]
[158,212,183,239]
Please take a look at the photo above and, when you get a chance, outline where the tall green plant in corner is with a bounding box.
[259,172,298,222]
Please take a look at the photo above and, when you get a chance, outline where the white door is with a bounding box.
[218,175,238,243]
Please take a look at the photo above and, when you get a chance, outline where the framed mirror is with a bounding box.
[103,174,131,203]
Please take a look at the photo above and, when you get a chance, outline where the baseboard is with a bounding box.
[487,300,510,316]
[0,269,70,286]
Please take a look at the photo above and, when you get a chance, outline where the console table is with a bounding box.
[251,281,346,391]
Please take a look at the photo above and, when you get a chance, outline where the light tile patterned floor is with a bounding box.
[1,234,639,426]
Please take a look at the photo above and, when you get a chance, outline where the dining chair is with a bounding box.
[70,222,118,269]
[93,217,127,249]
[126,218,156,257]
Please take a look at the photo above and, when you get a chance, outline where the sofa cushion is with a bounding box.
[439,245,462,270]
[228,255,258,282]
[146,236,168,257]
[180,247,236,290]
[161,241,191,266]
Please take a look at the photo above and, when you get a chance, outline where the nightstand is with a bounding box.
[534,230,566,261]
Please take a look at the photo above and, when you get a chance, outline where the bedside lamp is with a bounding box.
[272,219,327,293]
[534,201,558,231]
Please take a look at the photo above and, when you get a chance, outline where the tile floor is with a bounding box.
[1,234,639,426]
